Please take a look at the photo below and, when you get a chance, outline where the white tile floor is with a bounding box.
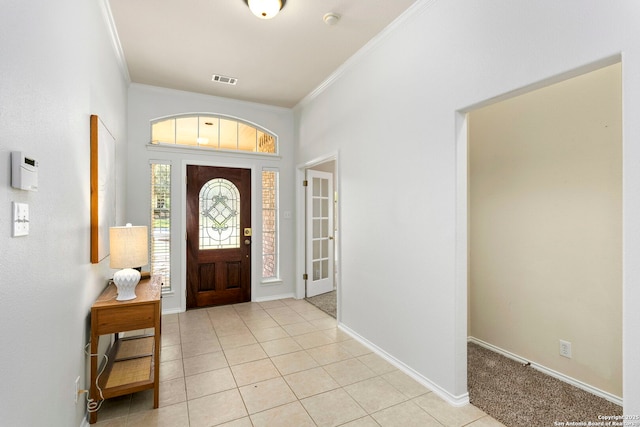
[92,298,505,427]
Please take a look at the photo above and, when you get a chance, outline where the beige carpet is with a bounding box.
[305,290,336,318]
[467,342,622,426]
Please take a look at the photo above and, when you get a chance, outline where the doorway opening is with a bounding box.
[298,157,339,319]
[464,61,623,424]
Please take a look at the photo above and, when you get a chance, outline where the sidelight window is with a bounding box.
[150,162,171,290]
[262,170,279,280]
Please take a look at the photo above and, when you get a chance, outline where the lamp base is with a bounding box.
[113,268,141,301]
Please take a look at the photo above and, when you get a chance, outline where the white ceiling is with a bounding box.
[107,0,418,108]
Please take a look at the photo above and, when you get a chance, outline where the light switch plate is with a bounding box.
[12,202,29,237]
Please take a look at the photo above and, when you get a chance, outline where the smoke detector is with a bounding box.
[323,12,340,26]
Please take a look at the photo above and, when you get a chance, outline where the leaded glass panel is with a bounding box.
[199,178,240,249]
[262,170,279,279]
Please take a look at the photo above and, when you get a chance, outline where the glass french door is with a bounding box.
[306,170,334,297]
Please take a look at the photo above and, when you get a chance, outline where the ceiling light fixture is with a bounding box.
[243,0,286,20]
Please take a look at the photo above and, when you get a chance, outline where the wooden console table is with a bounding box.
[89,275,162,424]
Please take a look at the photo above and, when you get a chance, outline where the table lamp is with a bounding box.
[109,224,149,301]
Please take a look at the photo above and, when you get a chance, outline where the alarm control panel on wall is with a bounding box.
[11,151,38,191]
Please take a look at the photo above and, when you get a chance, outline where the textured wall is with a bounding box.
[0,0,128,425]
[295,0,640,410]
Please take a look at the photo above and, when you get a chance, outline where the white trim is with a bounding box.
[468,337,623,406]
[98,0,131,83]
[295,167,306,300]
[459,54,621,114]
[147,144,281,161]
[340,323,470,407]
[454,111,470,396]
[162,307,183,315]
[149,159,172,165]
[295,152,340,171]
[260,279,283,287]
[253,293,296,302]
[131,83,292,114]
[294,0,437,110]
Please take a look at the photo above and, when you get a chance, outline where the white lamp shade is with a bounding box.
[247,0,283,19]
[109,225,148,269]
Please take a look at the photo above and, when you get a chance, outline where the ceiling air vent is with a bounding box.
[212,74,238,85]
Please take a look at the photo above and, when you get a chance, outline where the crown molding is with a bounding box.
[99,0,131,84]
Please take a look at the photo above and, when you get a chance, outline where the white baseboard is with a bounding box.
[254,292,296,302]
[160,293,299,315]
[467,336,622,406]
[339,323,470,407]
[79,415,89,427]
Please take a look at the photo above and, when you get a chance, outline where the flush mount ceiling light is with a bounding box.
[243,0,286,19]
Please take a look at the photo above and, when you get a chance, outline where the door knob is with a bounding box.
[244,239,251,245]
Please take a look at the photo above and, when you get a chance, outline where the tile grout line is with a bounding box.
[107,299,483,426]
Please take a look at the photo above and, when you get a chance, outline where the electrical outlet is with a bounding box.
[75,376,80,403]
[559,340,572,358]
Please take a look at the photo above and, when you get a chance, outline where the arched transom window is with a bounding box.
[151,114,277,154]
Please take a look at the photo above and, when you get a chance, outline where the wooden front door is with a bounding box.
[186,165,251,308]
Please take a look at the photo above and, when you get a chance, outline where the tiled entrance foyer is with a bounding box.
[93,298,504,427]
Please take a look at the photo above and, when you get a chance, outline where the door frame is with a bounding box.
[179,159,258,312]
[456,56,624,401]
[296,151,341,319]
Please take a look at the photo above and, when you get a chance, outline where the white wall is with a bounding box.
[295,0,640,412]
[469,63,622,397]
[0,0,128,425]
[126,84,296,313]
